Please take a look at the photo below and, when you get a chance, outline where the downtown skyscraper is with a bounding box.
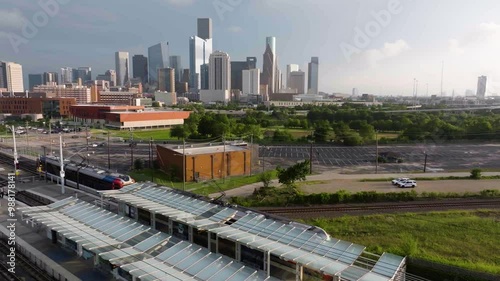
[477,76,487,99]
[169,55,182,82]
[308,57,319,95]
[262,37,276,95]
[190,18,213,90]
[0,61,24,92]
[115,51,130,86]
[148,42,169,85]
[132,55,148,84]
[60,67,73,84]
[209,51,231,91]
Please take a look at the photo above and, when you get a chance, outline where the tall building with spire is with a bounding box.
[308,57,319,95]
[115,51,130,86]
[262,37,276,95]
[190,18,213,90]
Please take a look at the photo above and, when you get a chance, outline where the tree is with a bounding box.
[259,171,273,189]
[273,129,294,142]
[171,125,189,140]
[359,123,376,141]
[134,159,144,170]
[276,160,310,187]
[152,101,161,108]
[470,168,482,179]
[314,120,331,142]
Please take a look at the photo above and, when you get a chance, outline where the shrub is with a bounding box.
[470,168,482,179]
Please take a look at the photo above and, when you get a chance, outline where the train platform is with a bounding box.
[16,180,118,212]
[0,196,112,281]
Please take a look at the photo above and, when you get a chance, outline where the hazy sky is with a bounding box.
[1,0,500,96]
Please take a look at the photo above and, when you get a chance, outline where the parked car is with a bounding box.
[398,180,417,188]
[392,178,410,185]
[90,143,98,147]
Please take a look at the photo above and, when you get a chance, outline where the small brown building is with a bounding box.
[0,96,76,117]
[157,144,251,182]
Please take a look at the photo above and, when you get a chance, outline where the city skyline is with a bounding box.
[1,0,500,95]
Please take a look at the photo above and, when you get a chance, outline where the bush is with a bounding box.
[134,159,144,170]
[470,168,482,179]
[259,171,273,188]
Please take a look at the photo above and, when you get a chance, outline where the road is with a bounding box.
[215,171,500,198]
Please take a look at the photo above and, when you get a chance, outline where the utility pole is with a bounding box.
[12,126,19,177]
[25,120,29,155]
[150,137,153,182]
[309,141,313,175]
[49,122,52,155]
[222,135,226,183]
[59,134,65,194]
[86,126,89,152]
[375,131,379,174]
[107,130,111,170]
[309,131,314,174]
[249,134,253,176]
[43,146,47,182]
[182,138,186,191]
[423,153,428,173]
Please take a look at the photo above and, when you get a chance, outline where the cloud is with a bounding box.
[450,22,500,54]
[227,26,242,33]
[158,0,195,6]
[361,39,410,67]
[0,9,26,29]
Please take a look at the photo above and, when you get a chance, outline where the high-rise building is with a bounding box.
[200,64,209,90]
[158,68,175,93]
[209,51,231,91]
[60,67,73,84]
[189,36,213,90]
[262,38,276,95]
[476,76,487,99]
[231,57,257,91]
[197,18,212,40]
[169,56,182,83]
[148,42,169,85]
[43,72,58,85]
[0,63,6,89]
[308,57,319,95]
[115,52,130,86]
[289,70,306,94]
[72,67,91,83]
[96,70,117,87]
[28,74,44,90]
[182,69,190,84]
[242,69,260,95]
[1,62,24,92]
[286,64,299,88]
[132,55,148,84]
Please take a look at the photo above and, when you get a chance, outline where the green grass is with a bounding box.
[91,129,175,141]
[130,169,277,196]
[304,210,500,275]
[377,132,400,140]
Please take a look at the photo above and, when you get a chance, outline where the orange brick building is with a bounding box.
[156,144,251,182]
[0,97,76,117]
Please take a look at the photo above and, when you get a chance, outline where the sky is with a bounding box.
[1,0,500,96]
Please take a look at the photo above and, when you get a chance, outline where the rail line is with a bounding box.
[0,239,55,281]
[258,200,500,215]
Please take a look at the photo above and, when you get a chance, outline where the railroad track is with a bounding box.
[0,239,55,281]
[16,191,51,207]
[0,152,39,175]
[259,200,500,215]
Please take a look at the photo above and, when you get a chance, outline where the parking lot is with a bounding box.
[259,144,500,173]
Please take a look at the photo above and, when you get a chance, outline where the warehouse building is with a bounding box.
[156,143,251,182]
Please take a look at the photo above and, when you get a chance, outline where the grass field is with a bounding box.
[91,129,175,141]
[130,169,277,196]
[304,210,500,275]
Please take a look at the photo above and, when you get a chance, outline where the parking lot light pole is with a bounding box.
[423,152,428,173]
[375,131,379,174]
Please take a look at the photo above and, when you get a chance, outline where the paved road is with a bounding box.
[214,171,500,198]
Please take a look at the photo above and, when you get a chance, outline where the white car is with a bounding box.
[398,180,417,188]
[392,178,409,185]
